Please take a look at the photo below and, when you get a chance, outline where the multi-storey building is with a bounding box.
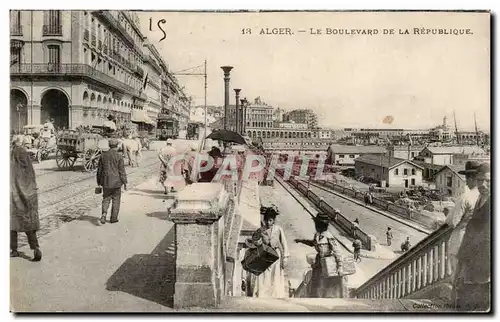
[283,109,318,129]
[245,103,274,129]
[10,10,149,131]
[137,37,167,127]
[10,10,190,133]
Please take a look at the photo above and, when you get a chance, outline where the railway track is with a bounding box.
[296,179,431,235]
[38,159,160,218]
[273,175,353,253]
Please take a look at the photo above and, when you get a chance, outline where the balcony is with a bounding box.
[10,25,22,36]
[135,65,144,77]
[83,29,89,41]
[43,24,62,36]
[94,11,142,56]
[103,44,108,55]
[91,34,96,46]
[10,63,144,99]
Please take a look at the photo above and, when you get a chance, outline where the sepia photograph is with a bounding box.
[7,7,491,313]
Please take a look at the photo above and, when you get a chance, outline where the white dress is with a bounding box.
[250,225,289,298]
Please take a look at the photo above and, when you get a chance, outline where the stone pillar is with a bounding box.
[221,66,233,130]
[169,183,230,308]
[234,89,241,133]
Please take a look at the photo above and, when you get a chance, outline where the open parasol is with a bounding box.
[206,129,246,145]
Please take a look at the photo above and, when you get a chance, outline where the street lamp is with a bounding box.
[240,97,248,134]
[234,89,241,133]
[221,66,233,130]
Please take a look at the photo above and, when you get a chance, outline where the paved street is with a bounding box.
[17,139,199,247]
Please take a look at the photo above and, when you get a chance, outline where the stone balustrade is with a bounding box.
[353,224,454,300]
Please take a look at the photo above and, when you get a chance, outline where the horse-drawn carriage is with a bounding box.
[55,130,104,172]
[22,124,57,163]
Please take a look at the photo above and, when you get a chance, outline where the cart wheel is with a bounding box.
[83,149,101,172]
[55,149,77,170]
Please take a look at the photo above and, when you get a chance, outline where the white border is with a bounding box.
[1,1,498,321]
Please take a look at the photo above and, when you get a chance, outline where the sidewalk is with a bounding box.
[10,176,184,312]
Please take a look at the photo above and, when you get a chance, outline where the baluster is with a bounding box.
[428,248,434,284]
[423,253,428,287]
[412,259,417,293]
[397,270,401,298]
[390,273,395,298]
[379,283,382,299]
[446,237,453,276]
[434,245,439,282]
[440,241,446,279]
[408,263,413,294]
[401,266,406,296]
[417,256,422,290]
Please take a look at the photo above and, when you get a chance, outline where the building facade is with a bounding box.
[279,122,308,130]
[386,145,426,160]
[283,109,318,129]
[10,10,190,133]
[10,10,148,131]
[433,165,466,199]
[326,145,386,167]
[355,154,423,188]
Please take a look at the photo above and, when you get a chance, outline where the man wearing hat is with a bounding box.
[158,139,177,194]
[445,161,481,278]
[453,163,490,311]
[97,138,128,224]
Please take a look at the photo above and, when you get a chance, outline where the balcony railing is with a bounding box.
[353,224,453,299]
[83,29,89,41]
[91,34,96,46]
[95,11,142,56]
[103,44,108,54]
[10,63,144,99]
[43,24,62,36]
[10,25,22,36]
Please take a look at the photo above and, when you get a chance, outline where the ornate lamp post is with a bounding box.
[241,98,248,134]
[221,66,233,130]
[234,89,241,133]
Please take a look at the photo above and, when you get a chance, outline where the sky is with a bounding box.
[135,11,490,131]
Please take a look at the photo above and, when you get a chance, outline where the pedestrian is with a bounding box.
[247,207,289,298]
[453,163,490,311]
[445,161,481,279]
[10,135,42,261]
[386,227,393,246]
[182,142,199,185]
[295,213,343,298]
[352,239,362,262]
[158,139,176,194]
[401,237,411,252]
[97,138,127,224]
[352,218,360,238]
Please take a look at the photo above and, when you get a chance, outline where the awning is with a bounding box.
[131,109,155,125]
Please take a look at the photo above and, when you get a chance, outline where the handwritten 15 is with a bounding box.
[149,18,167,42]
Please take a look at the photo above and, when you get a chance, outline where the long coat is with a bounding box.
[456,195,491,284]
[11,146,40,232]
[97,148,127,189]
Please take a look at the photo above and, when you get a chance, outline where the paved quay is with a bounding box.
[11,175,182,312]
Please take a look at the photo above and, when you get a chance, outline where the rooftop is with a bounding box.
[355,154,423,169]
[435,164,466,180]
[327,145,386,154]
[424,146,486,155]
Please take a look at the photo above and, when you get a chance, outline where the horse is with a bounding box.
[122,137,142,167]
